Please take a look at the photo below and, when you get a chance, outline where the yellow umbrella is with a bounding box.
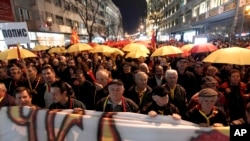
[32,45,49,51]
[89,45,113,53]
[180,44,194,57]
[125,51,148,58]
[151,46,183,57]
[48,47,66,54]
[122,43,150,54]
[103,48,124,57]
[67,43,93,53]
[203,47,250,65]
[0,47,37,60]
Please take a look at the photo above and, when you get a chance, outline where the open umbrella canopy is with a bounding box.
[122,43,150,54]
[89,45,113,53]
[0,47,37,60]
[48,47,66,54]
[67,43,93,53]
[125,51,148,58]
[32,45,49,51]
[151,46,183,57]
[190,43,217,53]
[180,44,194,56]
[203,47,250,65]
[103,48,124,57]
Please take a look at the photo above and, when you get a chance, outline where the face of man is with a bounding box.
[123,64,131,73]
[96,72,109,87]
[27,67,37,79]
[198,96,217,113]
[10,68,22,80]
[152,95,169,107]
[15,90,32,106]
[68,60,75,67]
[176,60,188,70]
[166,73,178,87]
[0,68,8,78]
[108,84,124,102]
[0,87,6,98]
[194,65,203,75]
[135,74,148,88]
[75,72,85,82]
[50,87,66,103]
[42,68,56,83]
[230,72,241,85]
[155,66,164,79]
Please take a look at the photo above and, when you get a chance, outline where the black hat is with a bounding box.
[152,86,169,97]
[198,88,218,97]
[108,79,124,86]
[177,57,188,62]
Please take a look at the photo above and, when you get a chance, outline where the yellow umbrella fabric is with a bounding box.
[67,43,93,53]
[151,46,183,57]
[203,47,250,65]
[125,51,148,58]
[0,47,37,60]
[89,45,113,53]
[180,44,194,57]
[48,47,66,54]
[32,45,49,51]
[103,48,124,57]
[122,43,150,54]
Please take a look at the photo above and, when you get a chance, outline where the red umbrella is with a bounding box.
[189,43,217,53]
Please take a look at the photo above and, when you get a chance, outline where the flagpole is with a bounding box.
[17,44,33,91]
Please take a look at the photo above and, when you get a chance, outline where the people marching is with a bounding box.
[1,40,250,127]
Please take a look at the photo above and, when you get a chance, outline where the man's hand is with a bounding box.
[148,110,157,117]
[73,108,85,115]
[172,113,181,120]
[94,82,103,91]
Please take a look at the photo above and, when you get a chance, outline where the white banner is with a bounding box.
[0,22,30,45]
[0,106,229,141]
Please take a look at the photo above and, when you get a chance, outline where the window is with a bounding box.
[55,15,64,25]
[18,8,31,21]
[66,18,72,26]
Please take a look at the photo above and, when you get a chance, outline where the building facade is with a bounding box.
[0,0,123,50]
[146,0,250,43]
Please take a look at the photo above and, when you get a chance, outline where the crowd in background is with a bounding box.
[0,39,250,127]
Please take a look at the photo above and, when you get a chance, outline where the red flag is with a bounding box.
[70,28,80,44]
[87,69,96,82]
[17,45,22,60]
[151,31,156,50]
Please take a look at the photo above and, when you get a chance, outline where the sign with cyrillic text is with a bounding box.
[0,22,30,45]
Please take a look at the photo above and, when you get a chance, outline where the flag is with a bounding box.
[151,31,156,50]
[70,28,80,44]
[87,69,96,82]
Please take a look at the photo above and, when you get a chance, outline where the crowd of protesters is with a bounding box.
[0,41,250,127]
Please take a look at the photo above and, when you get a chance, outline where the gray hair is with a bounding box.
[165,69,178,79]
[0,83,7,92]
[96,69,109,79]
[135,71,148,81]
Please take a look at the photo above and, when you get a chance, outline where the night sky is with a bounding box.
[112,0,147,34]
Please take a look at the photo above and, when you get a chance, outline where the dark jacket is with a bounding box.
[147,76,166,89]
[72,80,96,110]
[124,85,153,110]
[141,101,179,116]
[187,106,228,126]
[163,84,187,119]
[96,96,139,112]
[49,98,86,109]
[0,94,17,107]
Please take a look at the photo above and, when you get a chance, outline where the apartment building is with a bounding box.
[0,0,123,49]
[147,0,249,43]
